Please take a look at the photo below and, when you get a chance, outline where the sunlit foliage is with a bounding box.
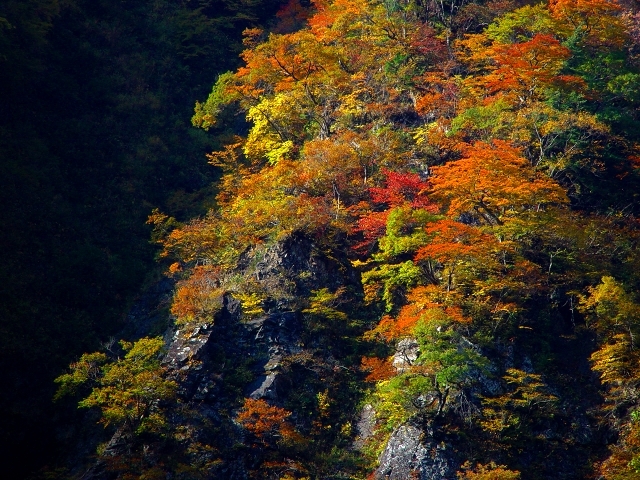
[55,337,176,435]
[93,0,640,477]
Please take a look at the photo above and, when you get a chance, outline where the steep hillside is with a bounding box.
[56,0,640,478]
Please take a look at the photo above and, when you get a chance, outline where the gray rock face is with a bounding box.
[353,404,377,450]
[392,338,419,372]
[375,423,457,480]
[244,311,302,400]
[165,322,215,367]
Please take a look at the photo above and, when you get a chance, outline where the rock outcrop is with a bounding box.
[375,423,458,480]
[80,232,363,478]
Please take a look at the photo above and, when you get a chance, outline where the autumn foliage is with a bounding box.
[457,461,521,479]
[430,140,568,225]
[237,398,299,444]
[136,0,640,477]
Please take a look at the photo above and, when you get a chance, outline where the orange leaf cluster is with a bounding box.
[430,140,568,224]
[368,285,471,340]
[361,356,396,382]
[237,398,296,441]
[550,0,626,48]
[171,266,222,323]
[481,34,575,101]
[457,461,520,479]
[415,220,496,264]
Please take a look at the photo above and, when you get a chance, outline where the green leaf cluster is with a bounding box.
[55,337,177,435]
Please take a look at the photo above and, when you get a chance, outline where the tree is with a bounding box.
[237,398,300,446]
[549,0,626,50]
[480,369,558,444]
[457,461,521,480]
[361,356,396,382]
[579,277,640,417]
[171,265,224,328]
[354,168,436,253]
[448,1,621,198]
[579,276,640,342]
[579,278,640,479]
[430,139,568,225]
[480,34,579,104]
[372,306,488,426]
[298,136,371,213]
[55,337,177,435]
[164,0,640,477]
[414,219,502,292]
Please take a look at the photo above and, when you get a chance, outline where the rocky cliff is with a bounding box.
[74,232,369,479]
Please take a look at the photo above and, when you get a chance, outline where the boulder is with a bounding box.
[375,422,458,480]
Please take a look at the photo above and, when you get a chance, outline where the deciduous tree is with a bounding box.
[55,337,176,435]
[430,140,568,225]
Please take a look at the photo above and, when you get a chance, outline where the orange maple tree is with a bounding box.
[430,139,568,225]
[237,398,299,444]
[481,34,582,103]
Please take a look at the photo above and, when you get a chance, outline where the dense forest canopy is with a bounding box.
[159,0,640,477]
[8,0,640,478]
